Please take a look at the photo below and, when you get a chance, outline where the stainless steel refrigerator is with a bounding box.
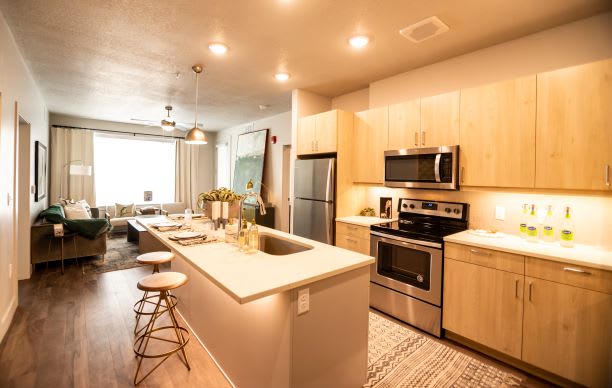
[293,158,335,244]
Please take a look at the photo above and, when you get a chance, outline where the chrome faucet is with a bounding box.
[238,180,267,228]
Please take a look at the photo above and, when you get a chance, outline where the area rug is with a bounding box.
[82,234,145,274]
[367,312,522,388]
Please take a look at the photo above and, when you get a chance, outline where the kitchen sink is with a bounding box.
[258,233,313,255]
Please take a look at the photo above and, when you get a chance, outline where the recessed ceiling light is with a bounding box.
[348,35,370,48]
[208,43,228,55]
[274,72,290,81]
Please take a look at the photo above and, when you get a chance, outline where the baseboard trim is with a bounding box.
[0,295,18,343]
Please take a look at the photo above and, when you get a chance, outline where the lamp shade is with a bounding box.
[185,127,208,144]
[69,164,92,176]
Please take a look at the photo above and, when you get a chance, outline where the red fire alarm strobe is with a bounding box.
[271,135,277,144]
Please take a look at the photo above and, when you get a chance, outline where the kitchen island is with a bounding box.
[138,217,374,388]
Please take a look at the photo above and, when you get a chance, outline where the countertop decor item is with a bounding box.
[359,207,376,217]
[185,65,208,145]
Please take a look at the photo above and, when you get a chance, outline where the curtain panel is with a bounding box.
[175,139,199,210]
[49,126,96,205]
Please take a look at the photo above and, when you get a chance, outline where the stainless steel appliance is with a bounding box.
[384,145,459,190]
[293,158,335,244]
[370,198,469,337]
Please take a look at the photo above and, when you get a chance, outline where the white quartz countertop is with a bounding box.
[138,217,375,304]
[444,231,612,271]
[336,216,396,227]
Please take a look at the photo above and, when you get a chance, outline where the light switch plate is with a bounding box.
[495,206,506,221]
[297,288,309,315]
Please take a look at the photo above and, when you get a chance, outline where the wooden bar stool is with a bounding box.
[134,251,176,335]
[133,272,190,385]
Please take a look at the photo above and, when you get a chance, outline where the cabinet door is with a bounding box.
[297,115,316,156]
[535,59,612,190]
[314,110,338,154]
[522,277,612,387]
[335,233,369,255]
[443,259,523,358]
[420,90,460,148]
[459,76,536,187]
[353,107,388,184]
[388,99,420,150]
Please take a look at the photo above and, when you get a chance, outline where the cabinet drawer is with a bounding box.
[335,222,370,240]
[336,233,370,256]
[444,243,524,274]
[525,257,612,294]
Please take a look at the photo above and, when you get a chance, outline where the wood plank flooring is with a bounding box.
[0,259,552,388]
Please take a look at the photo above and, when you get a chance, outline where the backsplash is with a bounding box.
[359,185,612,250]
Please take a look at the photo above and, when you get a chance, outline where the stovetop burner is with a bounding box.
[371,199,469,244]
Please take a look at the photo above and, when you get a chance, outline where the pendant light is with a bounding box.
[160,105,176,132]
[185,65,208,144]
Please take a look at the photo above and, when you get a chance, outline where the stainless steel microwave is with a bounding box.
[384,145,459,190]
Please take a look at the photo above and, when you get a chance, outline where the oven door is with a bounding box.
[384,145,458,190]
[370,232,442,306]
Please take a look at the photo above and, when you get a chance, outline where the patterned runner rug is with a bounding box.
[367,312,522,387]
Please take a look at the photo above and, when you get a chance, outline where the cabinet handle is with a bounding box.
[414,131,419,146]
[421,131,426,146]
[346,238,358,243]
[470,249,491,256]
[460,167,465,184]
[515,279,519,298]
[528,282,533,302]
[563,267,592,275]
[606,165,610,186]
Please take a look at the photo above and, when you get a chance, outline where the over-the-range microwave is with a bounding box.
[384,145,459,190]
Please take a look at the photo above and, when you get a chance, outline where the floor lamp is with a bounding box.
[59,160,92,200]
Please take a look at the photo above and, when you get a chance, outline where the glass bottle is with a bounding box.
[560,206,574,248]
[526,204,539,242]
[541,205,555,242]
[519,204,529,239]
[248,218,259,252]
[238,218,249,251]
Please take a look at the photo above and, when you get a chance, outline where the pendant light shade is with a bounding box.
[185,65,208,145]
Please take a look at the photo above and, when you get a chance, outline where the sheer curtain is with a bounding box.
[175,139,200,209]
[49,126,96,205]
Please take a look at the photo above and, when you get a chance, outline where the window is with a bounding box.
[216,142,231,189]
[94,133,176,205]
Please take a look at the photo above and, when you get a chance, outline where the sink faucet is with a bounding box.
[238,179,267,228]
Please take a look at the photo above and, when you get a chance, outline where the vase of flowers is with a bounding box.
[197,188,243,220]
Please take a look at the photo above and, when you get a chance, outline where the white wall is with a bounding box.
[0,10,49,341]
[216,111,292,229]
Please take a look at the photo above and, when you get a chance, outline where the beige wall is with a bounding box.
[48,114,216,204]
[216,111,292,229]
[331,88,369,113]
[0,10,49,340]
[330,12,612,250]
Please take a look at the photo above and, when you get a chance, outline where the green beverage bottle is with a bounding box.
[519,204,529,239]
[560,206,574,248]
[541,205,555,242]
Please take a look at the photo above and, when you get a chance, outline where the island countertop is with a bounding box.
[137,217,375,304]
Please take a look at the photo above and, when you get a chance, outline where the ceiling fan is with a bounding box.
[131,105,193,131]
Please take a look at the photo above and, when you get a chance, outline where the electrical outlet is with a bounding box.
[297,288,309,315]
[495,206,506,221]
[9,264,12,279]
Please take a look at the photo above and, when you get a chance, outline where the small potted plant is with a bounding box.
[198,188,243,220]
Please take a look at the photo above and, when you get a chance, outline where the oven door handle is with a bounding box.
[370,231,442,249]
[434,153,442,183]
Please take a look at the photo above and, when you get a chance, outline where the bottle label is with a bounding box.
[520,223,527,233]
[527,226,538,237]
[560,230,574,241]
[543,226,554,237]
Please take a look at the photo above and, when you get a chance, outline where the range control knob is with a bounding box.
[453,208,461,214]
[402,203,408,209]
[445,208,451,213]
[409,204,415,209]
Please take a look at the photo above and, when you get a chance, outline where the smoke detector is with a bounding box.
[400,16,449,43]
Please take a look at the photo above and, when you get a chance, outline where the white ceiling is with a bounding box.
[1,0,610,130]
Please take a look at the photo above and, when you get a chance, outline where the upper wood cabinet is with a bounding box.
[420,90,460,148]
[297,110,339,156]
[459,76,536,188]
[388,98,420,149]
[353,107,388,184]
[535,59,612,190]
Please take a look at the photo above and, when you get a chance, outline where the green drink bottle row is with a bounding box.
[518,204,574,247]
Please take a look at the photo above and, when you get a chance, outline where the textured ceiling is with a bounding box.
[1,0,610,130]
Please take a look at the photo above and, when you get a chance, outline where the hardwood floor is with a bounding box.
[1,259,553,388]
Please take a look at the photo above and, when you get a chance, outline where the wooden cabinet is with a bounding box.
[420,90,460,148]
[535,59,612,190]
[335,222,370,255]
[443,258,524,359]
[297,110,339,155]
[388,99,420,149]
[353,107,388,184]
[522,277,612,387]
[459,76,536,188]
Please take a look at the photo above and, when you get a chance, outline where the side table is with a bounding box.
[47,231,79,274]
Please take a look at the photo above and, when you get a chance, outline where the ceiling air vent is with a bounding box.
[400,16,449,43]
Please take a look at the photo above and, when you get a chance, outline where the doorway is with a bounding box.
[15,112,31,280]
[281,145,291,233]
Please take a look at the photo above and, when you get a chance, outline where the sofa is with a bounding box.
[31,206,111,265]
[97,202,187,233]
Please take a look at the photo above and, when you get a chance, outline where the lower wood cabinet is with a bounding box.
[335,222,370,255]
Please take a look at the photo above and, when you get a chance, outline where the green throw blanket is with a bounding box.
[40,204,112,239]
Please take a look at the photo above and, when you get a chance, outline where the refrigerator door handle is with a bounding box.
[325,160,334,202]
[325,201,333,244]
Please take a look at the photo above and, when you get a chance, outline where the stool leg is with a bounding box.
[164,292,190,370]
[134,291,149,335]
[153,264,159,273]
[134,292,163,383]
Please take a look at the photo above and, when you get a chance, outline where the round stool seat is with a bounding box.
[137,251,174,265]
[138,272,188,292]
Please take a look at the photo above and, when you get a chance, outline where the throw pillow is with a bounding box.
[76,199,92,217]
[115,203,135,218]
[64,203,92,220]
